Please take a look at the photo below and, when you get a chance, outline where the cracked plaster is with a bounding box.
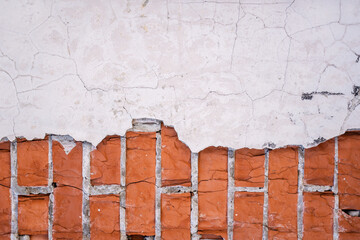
[0,0,359,152]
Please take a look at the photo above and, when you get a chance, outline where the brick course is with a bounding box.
[0,120,359,239]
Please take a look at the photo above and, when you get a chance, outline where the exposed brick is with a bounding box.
[338,132,360,210]
[161,126,191,187]
[304,139,334,186]
[53,141,82,239]
[268,147,298,239]
[53,141,82,188]
[161,193,191,240]
[90,194,120,240]
[126,131,156,236]
[234,148,265,187]
[198,147,227,239]
[303,192,334,239]
[0,142,11,238]
[233,192,263,239]
[338,132,360,238]
[17,139,48,186]
[90,136,121,185]
[18,195,49,237]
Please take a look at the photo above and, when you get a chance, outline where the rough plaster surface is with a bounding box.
[0,0,359,151]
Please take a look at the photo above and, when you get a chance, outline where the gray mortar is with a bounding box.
[262,149,269,240]
[303,185,332,192]
[333,137,339,240]
[82,142,91,240]
[131,118,162,132]
[48,136,53,240]
[155,131,162,240]
[227,148,235,240]
[120,136,127,240]
[190,152,200,240]
[89,185,123,195]
[234,186,264,192]
[297,147,305,240]
[161,186,192,194]
[10,141,18,240]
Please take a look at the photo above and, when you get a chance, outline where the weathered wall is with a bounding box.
[0,0,359,151]
[1,120,360,239]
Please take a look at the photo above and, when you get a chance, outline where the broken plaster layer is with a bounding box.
[0,0,360,152]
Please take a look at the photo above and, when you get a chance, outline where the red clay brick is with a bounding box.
[90,195,120,240]
[0,142,11,238]
[90,136,121,185]
[126,131,156,236]
[18,195,49,236]
[198,147,228,240]
[234,148,265,187]
[304,139,334,186]
[161,126,191,187]
[338,132,360,238]
[268,147,298,239]
[233,192,263,240]
[53,141,82,188]
[303,192,334,240]
[161,193,191,240]
[17,139,48,186]
[53,141,83,239]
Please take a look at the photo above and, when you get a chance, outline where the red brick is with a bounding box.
[338,132,360,210]
[53,141,82,239]
[233,192,263,240]
[0,142,11,238]
[234,149,265,187]
[339,210,360,238]
[161,193,191,240]
[304,139,334,186]
[126,131,156,236]
[18,195,49,236]
[53,187,82,239]
[53,141,82,188]
[303,192,334,240]
[17,139,48,186]
[268,147,298,239]
[198,147,227,239]
[90,136,121,185]
[90,195,120,240]
[161,126,191,187]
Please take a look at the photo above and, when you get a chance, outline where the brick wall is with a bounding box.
[0,119,359,240]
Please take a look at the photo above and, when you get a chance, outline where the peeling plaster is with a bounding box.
[0,0,359,152]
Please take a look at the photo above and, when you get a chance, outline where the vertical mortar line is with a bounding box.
[82,142,91,240]
[297,147,305,240]
[120,136,127,240]
[333,137,339,240]
[48,136,53,240]
[191,152,199,240]
[227,148,235,240]
[10,140,18,240]
[262,149,269,240]
[155,131,162,240]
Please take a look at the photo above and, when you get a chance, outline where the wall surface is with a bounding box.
[0,0,360,151]
[1,120,360,239]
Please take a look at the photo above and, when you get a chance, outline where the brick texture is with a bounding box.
[2,126,360,239]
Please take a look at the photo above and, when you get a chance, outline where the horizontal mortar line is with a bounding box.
[303,184,333,192]
[161,186,192,194]
[15,186,53,195]
[233,186,265,192]
[89,185,124,195]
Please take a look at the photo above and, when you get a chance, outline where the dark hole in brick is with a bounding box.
[52,182,57,188]
[342,209,360,217]
[127,235,155,240]
[200,234,223,239]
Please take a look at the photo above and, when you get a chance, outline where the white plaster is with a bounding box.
[0,0,359,152]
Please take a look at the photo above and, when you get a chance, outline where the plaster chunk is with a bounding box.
[0,0,359,151]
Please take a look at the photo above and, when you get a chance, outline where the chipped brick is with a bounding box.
[90,136,121,185]
[161,126,191,187]
[17,139,48,186]
[234,148,265,187]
